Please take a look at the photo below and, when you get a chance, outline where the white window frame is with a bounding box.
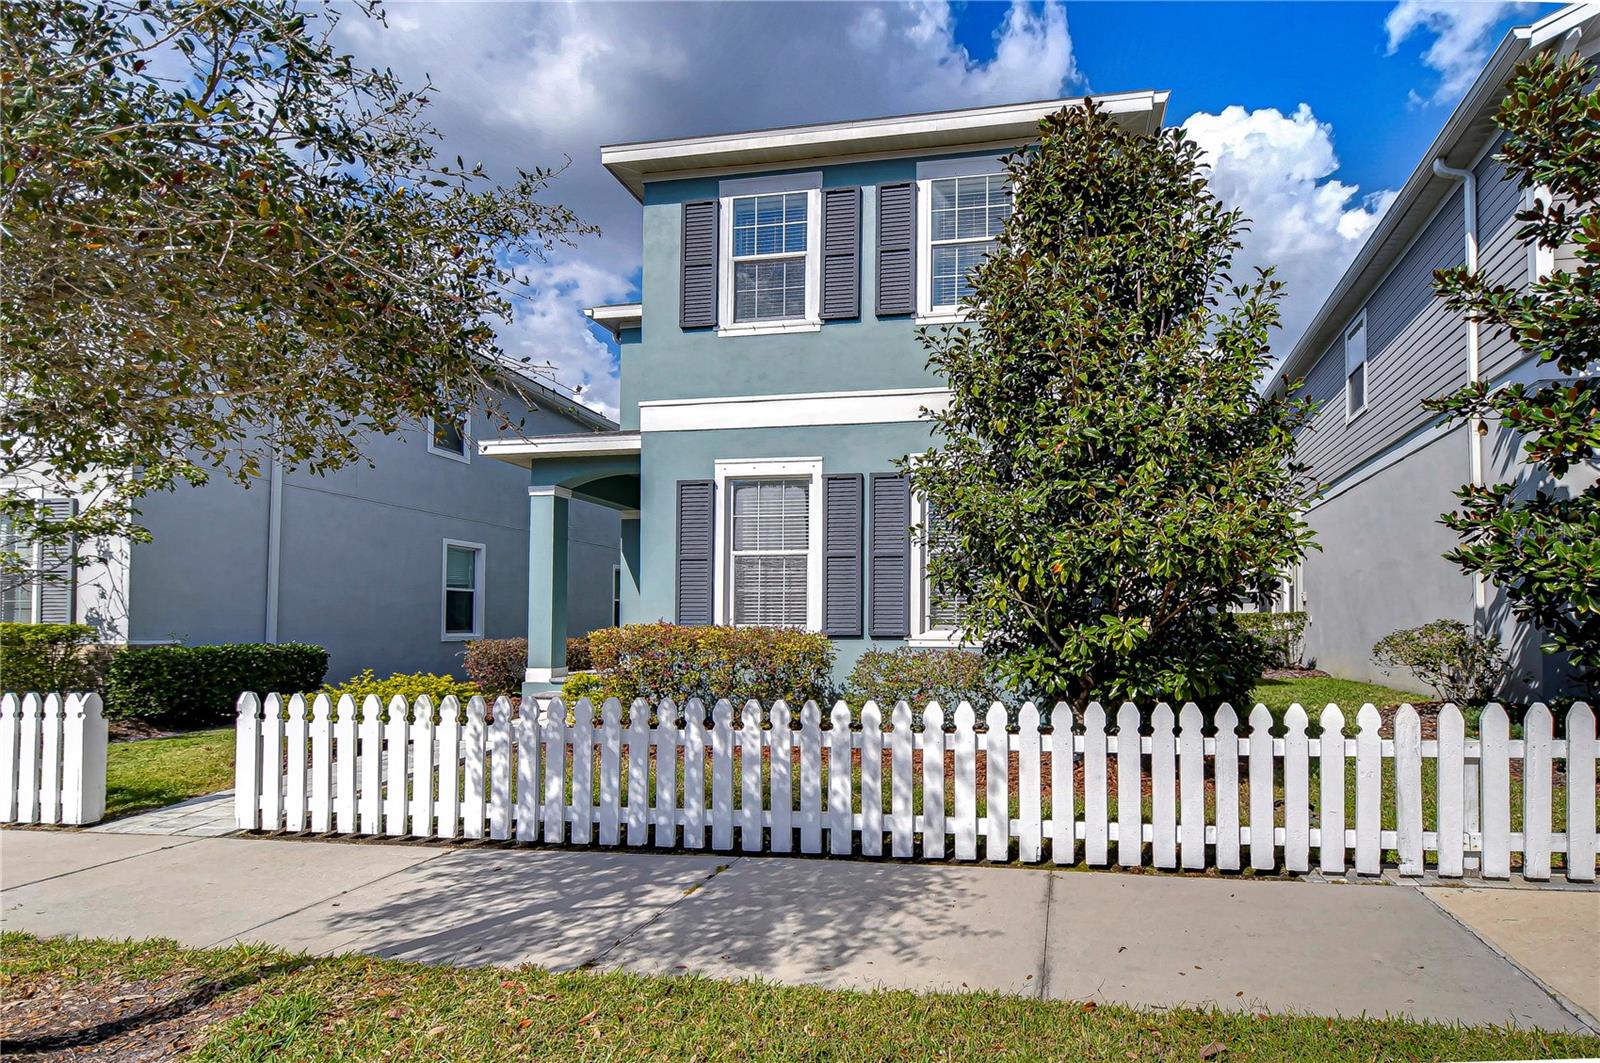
[1523,185,1557,283]
[718,172,823,337]
[427,416,472,464]
[908,488,979,648]
[0,510,39,625]
[712,457,823,630]
[1343,309,1369,423]
[440,539,485,641]
[915,155,1008,324]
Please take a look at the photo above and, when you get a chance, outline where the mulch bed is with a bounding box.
[0,972,258,1062]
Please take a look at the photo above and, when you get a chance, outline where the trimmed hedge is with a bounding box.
[322,669,479,704]
[104,642,328,725]
[842,647,1002,711]
[0,622,113,695]
[586,623,834,706]
[1234,610,1309,669]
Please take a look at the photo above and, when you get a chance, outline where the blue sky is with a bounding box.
[335,1,1545,420]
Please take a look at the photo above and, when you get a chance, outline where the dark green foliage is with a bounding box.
[1233,611,1310,669]
[908,99,1314,708]
[1372,620,1514,704]
[586,624,834,707]
[1428,52,1600,696]
[0,622,112,694]
[842,647,1003,709]
[104,643,327,725]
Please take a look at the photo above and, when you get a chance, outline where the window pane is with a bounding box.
[445,545,476,589]
[732,555,807,627]
[445,589,475,634]
[1347,362,1366,412]
[925,502,966,629]
[931,242,993,307]
[432,418,465,455]
[732,479,809,551]
[732,258,805,322]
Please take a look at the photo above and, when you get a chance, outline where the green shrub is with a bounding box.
[559,670,609,704]
[0,622,113,694]
[1372,620,1513,704]
[104,642,328,725]
[1234,611,1309,669]
[586,623,834,707]
[323,669,479,705]
[842,647,1002,710]
[462,638,525,698]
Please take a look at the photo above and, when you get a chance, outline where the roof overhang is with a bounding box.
[601,89,1171,201]
[479,431,642,468]
[584,303,643,340]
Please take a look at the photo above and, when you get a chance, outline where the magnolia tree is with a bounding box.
[1429,52,1600,696]
[0,1,594,578]
[908,100,1317,707]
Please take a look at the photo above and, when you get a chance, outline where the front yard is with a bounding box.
[105,728,234,820]
[2,933,1593,1061]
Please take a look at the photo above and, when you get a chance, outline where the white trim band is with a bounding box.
[639,387,949,432]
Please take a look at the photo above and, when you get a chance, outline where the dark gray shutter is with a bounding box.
[822,474,863,637]
[676,480,715,626]
[821,187,860,321]
[37,497,76,624]
[680,200,718,329]
[868,474,910,638]
[876,182,916,316]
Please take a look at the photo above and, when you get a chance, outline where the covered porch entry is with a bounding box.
[481,432,641,694]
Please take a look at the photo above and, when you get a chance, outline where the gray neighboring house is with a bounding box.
[1270,5,1598,696]
[1,374,621,684]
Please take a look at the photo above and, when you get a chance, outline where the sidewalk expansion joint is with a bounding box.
[3,836,203,891]
[583,858,741,971]
[1037,871,1056,999]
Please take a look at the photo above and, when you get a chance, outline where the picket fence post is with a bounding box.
[1213,704,1240,871]
[1568,703,1597,883]
[1017,702,1042,864]
[921,703,946,859]
[1283,704,1309,874]
[1248,704,1275,872]
[310,693,333,833]
[284,693,308,832]
[682,699,706,850]
[828,701,853,856]
[740,700,763,852]
[540,698,565,844]
[860,701,884,858]
[1318,704,1345,874]
[770,701,794,854]
[1480,703,1511,879]
[1435,704,1465,878]
[799,701,823,855]
[62,693,107,826]
[1083,702,1108,866]
[38,694,63,824]
[1150,703,1176,870]
[571,698,594,845]
[656,699,680,849]
[0,694,19,823]
[435,695,460,839]
[515,697,540,843]
[952,702,977,861]
[890,701,913,858]
[1050,703,1075,865]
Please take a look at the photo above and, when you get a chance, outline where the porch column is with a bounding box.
[525,485,570,694]
[619,511,641,626]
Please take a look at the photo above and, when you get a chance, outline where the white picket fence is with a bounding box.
[235,694,1598,882]
[0,693,109,826]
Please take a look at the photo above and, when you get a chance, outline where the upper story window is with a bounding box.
[916,156,1010,321]
[428,416,470,463]
[718,173,822,335]
[1344,311,1368,422]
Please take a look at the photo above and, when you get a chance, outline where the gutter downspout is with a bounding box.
[1431,158,1486,619]
[265,454,282,643]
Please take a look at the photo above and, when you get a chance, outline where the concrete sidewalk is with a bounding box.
[1,828,1594,1033]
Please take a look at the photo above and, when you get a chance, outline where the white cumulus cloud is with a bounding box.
[1385,0,1533,106]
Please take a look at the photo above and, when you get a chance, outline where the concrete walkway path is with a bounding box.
[1,828,1594,1033]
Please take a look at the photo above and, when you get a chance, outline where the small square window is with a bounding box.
[429,416,469,462]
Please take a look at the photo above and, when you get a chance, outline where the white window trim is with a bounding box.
[717,172,823,337]
[907,486,979,648]
[1523,185,1556,283]
[426,416,472,464]
[1343,309,1369,424]
[915,155,1007,323]
[712,457,824,631]
[440,538,485,641]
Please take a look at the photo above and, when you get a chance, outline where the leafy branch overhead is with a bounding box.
[1427,51,1600,692]
[0,0,596,566]
[907,99,1317,707]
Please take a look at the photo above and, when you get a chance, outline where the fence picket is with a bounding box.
[1283,704,1309,874]
[1521,703,1553,882]
[1116,702,1141,868]
[890,702,914,858]
[655,699,680,848]
[1394,704,1423,876]
[310,694,333,833]
[921,704,946,860]
[1017,703,1042,864]
[952,702,977,861]
[1435,704,1464,877]
[1566,702,1596,883]
[571,698,594,845]
[1480,703,1511,879]
[262,693,286,831]
[435,696,460,839]
[1354,703,1382,875]
[711,699,734,851]
[770,701,794,854]
[626,699,650,846]
[741,701,763,852]
[984,703,1009,862]
[1050,703,1074,865]
[829,701,853,856]
[16,694,40,825]
[799,701,823,854]
[60,694,106,826]
[1248,704,1275,872]
[860,701,884,857]
[359,695,384,835]
[1318,704,1345,874]
[682,699,706,850]
[599,699,623,846]
[1214,704,1240,871]
[284,693,308,832]
[1084,703,1109,866]
[410,695,436,839]
[515,698,540,843]
[0,694,19,823]
[383,695,408,837]
[1151,703,1176,869]
[37,694,63,825]
[334,694,359,833]
[1178,702,1204,870]
[234,693,261,831]
[542,698,567,844]
[461,696,487,840]
[488,696,513,841]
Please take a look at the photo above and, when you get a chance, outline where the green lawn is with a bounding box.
[2,933,1592,1062]
[1249,675,1424,716]
[105,728,234,819]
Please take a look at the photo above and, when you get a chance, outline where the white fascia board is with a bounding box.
[638,387,950,432]
[584,303,643,339]
[601,90,1168,201]
[478,432,642,465]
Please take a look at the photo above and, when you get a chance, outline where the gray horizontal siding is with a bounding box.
[1475,130,1529,383]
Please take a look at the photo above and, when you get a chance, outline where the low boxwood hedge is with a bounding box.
[586,623,833,707]
[0,622,112,695]
[104,642,328,725]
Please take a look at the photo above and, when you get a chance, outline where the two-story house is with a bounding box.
[484,91,1171,694]
[2,372,621,683]
[1269,4,1597,695]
